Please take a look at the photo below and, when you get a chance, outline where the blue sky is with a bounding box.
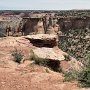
[0,0,90,10]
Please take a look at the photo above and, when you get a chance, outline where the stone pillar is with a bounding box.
[46,25,55,34]
[35,19,45,34]
[53,24,60,35]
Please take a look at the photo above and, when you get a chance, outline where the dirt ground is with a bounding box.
[0,36,88,90]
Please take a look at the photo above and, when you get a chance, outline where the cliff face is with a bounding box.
[22,18,39,35]
[0,14,90,35]
[22,16,90,34]
[0,15,22,36]
[58,17,90,30]
[57,16,90,62]
[21,16,90,36]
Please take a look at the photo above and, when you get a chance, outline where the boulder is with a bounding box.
[60,57,83,72]
[24,34,83,72]
[32,47,65,61]
[24,34,58,47]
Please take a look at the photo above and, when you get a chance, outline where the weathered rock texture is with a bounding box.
[24,34,83,72]
[0,15,22,36]
[24,34,65,61]
[33,47,65,61]
[0,34,85,90]
[1,13,90,36]
[35,20,45,34]
[24,34,58,47]
[57,17,90,30]
[60,57,83,72]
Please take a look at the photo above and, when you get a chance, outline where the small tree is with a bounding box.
[64,54,71,61]
[78,52,90,87]
[12,49,23,64]
[64,71,78,82]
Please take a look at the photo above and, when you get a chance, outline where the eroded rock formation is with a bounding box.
[35,19,45,34]
[58,17,90,30]
[24,34,83,72]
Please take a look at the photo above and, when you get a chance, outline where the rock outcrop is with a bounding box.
[32,47,65,61]
[46,25,55,34]
[35,20,45,34]
[24,34,58,47]
[24,34,83,72]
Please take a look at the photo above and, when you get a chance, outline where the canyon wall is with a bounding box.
[57,16,90,62]
[0,13,90,62]
[58,16,90,31]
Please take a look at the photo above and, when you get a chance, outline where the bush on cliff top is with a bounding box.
[12,49,23,64]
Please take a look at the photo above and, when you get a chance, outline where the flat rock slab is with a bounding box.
[24,34,58,47]
[24,34,57,40]
[33,47,65,61]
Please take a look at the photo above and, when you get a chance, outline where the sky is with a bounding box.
[0,0,90,10]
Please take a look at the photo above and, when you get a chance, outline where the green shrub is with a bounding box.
[78,53,90,87]
[64,71,78,82]
[64,54,71,61]
[12,49,23,64]
[45,68,49,73]
[63,53,90,87]
[78,68,90,87]
[32,54,49,67]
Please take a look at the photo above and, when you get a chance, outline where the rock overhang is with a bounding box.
[32,47,65,61]
[24,34,58,48]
